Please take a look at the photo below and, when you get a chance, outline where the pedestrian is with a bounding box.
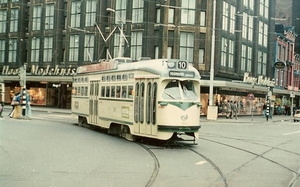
[25,93,32,119]
[232,101,238,119]
[263,103,267,118]
[12,93,21,119]
[226,100,232,119]
[0,101,3,117]
[229,101,234,119]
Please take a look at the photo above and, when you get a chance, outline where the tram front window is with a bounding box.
[162,80,198,100]
[181,81,198,100]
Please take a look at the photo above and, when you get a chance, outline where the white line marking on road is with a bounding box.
[195,161,207,165]
[283,130,300,136]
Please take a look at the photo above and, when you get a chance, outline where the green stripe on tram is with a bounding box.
[158,101,198,111]
[99,117,133,125]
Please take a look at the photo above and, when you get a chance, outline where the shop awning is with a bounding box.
[200,80,300,96]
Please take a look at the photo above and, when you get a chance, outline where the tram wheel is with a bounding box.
[78,116,87,127]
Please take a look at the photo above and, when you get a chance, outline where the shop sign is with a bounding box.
[274,61,286,69]
[1,65,77,76]
[243,72,275,87]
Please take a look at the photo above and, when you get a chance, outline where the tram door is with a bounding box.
[134,80,145,134]
[89,81,99,124]
[134,79,157,136]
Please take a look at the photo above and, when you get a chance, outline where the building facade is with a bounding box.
[0,0,298,114]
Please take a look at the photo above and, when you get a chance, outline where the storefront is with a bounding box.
[0,65,75,108]
[200,78,300,116]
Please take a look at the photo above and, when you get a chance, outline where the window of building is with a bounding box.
[43,37,53,62]
[69,35,79,61]
[11,0,18,2]
[115,0,127,24]
[222,2,228,31]
[179,32,194,63]
[242,13,253,41]
[10,9,18,32]
[241,45,253,72]
[257,51,267,76]
[131,31,143,61]
[247,47,252,72]
[71,1,81,28]
[0,40,5,63]
[45,4,54,30]
[221,38,234,68]
[167,47,172,59]
[132,0,143,23]
[84,34,94,62]
[155,46,159,59]
[244,0,254,10]
[229,6,235,34]
[33,5,42,30]
[0,10,7,33]
[0,0,8,4]
[8,39,17,63]
[181,0,195,24]
[168,8,174,24]
[156,9,160,23]
[259,0,269,19]
[85,0,96,26]
[200,11,206,26]
[31,37,40,62]
[199,49,204,64]
[114,34,124,58]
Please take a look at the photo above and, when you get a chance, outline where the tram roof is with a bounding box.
[76,58,201,80]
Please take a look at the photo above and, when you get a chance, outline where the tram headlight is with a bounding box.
[167,62,176,69]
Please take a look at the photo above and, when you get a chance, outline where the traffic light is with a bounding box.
[18,67,25,87]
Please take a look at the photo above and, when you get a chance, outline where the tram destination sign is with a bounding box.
[169,71,195,78]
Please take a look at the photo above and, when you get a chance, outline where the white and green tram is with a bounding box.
[71,58,201,141]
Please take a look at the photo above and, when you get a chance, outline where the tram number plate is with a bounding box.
[178,61,187,69]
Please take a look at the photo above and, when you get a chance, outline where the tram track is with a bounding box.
[137,143,160,187]
[199,133,300,186]
[137,140,228,187]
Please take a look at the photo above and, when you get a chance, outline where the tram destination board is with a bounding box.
[169,71,195,78]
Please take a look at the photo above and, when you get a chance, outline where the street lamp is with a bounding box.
[207,0,217,120]
[106,8,124,57]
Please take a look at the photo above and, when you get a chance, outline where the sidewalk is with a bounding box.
[2,105,71,115]
[201,114,293,124]
[2,105,294,124]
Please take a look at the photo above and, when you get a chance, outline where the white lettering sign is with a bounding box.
[243,72,275,87]
[2,65,77,76]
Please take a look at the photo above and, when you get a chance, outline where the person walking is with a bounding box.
[232,101,238,119]
[226,100,232,119]
[263,103,267,118]
[25,93,32,119]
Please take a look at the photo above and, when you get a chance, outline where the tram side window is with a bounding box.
[111,86,115,97]
[105,86,110,97]
[116,86,121,98]
[85,86,88,96]
[122,86,127,98]
[128,85,133,98]
[81,86,84,96]
[101,86,105,97]
[78,87,81,96]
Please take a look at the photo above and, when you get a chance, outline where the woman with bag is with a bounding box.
[12,93,21,119]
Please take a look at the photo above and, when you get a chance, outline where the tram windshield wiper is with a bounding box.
[164,91,176,99]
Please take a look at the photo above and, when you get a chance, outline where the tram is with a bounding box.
[71,58,201,141]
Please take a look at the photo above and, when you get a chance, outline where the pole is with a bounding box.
[118,20,123,57]
[209,0,216,107]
